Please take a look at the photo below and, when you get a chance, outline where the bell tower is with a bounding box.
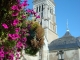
[33,0,58,44]
[33,0,58,60]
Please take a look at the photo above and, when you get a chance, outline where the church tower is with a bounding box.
[33,0,58,60]
[33,0,58,44]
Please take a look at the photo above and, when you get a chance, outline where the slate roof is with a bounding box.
[49,31,80,52]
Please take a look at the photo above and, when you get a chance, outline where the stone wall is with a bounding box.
[47,29,58,44]
[49,49,80,60]
[49,52,58,60]
[64,49,79,60]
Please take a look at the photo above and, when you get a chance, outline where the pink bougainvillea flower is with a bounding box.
[21,0,28,7]
[11,5,18,11]
[27,24,31,30]
[8,53,14,60]
[16,53,20,60]
[8,34,12,38]
[36,15,40,18]
[12,11,19,16]
[14,34,20,39]
[26,9,32,14]
[8,33,20,40]
[16,0,20,3]
[15,28,20,32]
[13,19,19,26]
[22,15,26,18]
[18,4,22,10]
[2,23,8,29]
[11,4,21,11]
[22,37,27,42]
[0,48,4,58]
[16,41,23,48]
[21,28,26,32]
[31,10,36,16]
[21,2,28,7]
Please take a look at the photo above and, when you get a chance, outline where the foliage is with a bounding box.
[25,21,44,55]
[0,0,44,60]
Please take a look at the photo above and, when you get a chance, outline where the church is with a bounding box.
[20,0,80,60]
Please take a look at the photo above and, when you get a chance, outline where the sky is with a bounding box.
[27,0,80,37]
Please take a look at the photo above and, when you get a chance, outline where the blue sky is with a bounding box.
[27,0,80,37]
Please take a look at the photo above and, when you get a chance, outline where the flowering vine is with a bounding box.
[0,0,44,60]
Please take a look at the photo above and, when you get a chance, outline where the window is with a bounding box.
[50,7,53,14]
[41,11,43,18]
[36,7,38,12]
[39,6,41,12]
[57,51,64,60]
[42,5,43,11]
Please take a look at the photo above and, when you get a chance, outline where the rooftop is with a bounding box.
[49,31,80,52]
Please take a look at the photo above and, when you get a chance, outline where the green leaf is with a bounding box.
[25,47,39,56]
[4,40,16,48]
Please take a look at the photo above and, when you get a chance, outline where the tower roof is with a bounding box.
[63,31,71,37]
[49,31,80,52]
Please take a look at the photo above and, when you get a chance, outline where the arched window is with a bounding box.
[36,7,38,12]
[57,50,64,60]
[42,5,43,11]
[39,6,41,12]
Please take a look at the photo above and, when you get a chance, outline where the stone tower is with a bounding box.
[33,0,58,44]
[33,0,58,60]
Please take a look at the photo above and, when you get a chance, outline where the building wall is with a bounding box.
[41,50,49,60]
[42,19,58,44]
[47,29,58,44]
[49,52,58,60]
[78,49,80,60]
[64,49,79,60]
[49,49,80,60]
